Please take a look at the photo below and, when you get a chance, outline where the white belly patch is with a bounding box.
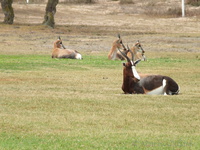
[146,86,164,95]
[146,79,167,95]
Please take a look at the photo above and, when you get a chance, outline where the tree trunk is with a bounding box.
[43,0,59,28]
[1,0,14,24]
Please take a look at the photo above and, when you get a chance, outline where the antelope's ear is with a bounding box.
[134,59,141,66]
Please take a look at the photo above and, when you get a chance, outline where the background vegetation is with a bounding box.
[187,0,200,6]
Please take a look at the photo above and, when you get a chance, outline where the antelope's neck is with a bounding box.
[123,71,134,93]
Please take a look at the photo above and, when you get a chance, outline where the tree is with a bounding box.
[42,0,59,28]
[1,0,14,24]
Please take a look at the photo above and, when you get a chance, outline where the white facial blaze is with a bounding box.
[131,66,140,80]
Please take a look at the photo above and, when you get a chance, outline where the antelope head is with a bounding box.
[54,39,62,49]
[58,36,66,49]
[119,46,141,81]
[135,40,146,61]
[115,34,127,52]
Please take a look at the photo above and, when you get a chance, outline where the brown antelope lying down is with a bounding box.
[52,37,82,59]
[108,34,146,61]
[119,48,179,95]
[127,40,146,61]
[107,34,128,60]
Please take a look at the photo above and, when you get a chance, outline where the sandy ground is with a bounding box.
[0,2,200,55]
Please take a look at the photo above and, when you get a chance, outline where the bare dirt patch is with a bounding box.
[0,2,200,55]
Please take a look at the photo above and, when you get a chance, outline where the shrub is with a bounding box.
[187,0,200,6]
[119,0,134,4]
[166,7,182,17]
[144,6,182,17]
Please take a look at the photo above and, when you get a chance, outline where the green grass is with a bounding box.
[0,53,200,149]
[0,55,121,71]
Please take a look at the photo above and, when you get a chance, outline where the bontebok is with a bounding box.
[119,48,179,95]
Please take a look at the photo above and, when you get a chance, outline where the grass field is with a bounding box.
[0,52,199,149]
[0,1,200,150]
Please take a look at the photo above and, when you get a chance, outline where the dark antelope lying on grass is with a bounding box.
[52,37,82,59]
[119,48,179,95]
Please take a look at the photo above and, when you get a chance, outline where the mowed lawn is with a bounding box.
[0,52,199,149]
